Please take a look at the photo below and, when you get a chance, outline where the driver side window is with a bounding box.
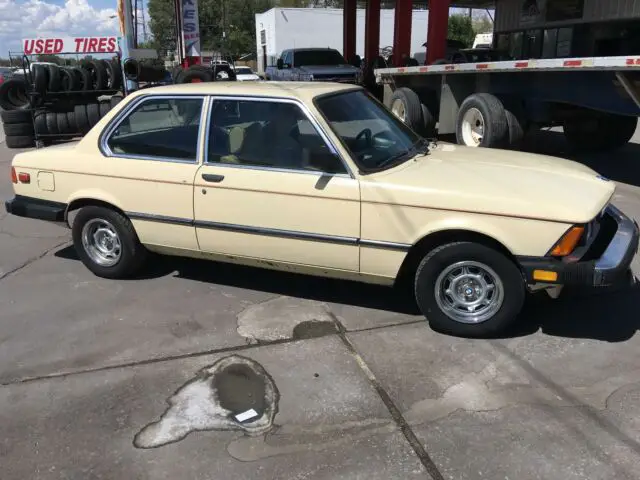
[208,99,347,175]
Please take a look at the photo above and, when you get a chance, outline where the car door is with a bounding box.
[100,95,205,251]
[194,96,361,272]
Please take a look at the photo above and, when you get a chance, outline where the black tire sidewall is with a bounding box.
[72,206,144,279]
[389,87,423,133]
[45,112,59,135]
[47,64,61,92]
[86,102,101,127]
[2,122,34,136]
[5,135,34,148]
[56,111,70,134]
[415,242,525,337]
[74,104,90,133]
[456,94,508,148]
[1,109,32,123]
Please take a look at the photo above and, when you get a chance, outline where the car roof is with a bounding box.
[127,81,360,102]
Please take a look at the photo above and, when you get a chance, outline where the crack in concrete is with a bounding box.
[0,240,69,282]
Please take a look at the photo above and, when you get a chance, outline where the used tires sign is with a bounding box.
[22,37,119,55]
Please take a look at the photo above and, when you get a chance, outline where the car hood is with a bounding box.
[298,65,359,75]
[361,143,615,224]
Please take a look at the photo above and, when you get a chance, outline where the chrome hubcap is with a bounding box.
[391,99,407,122]
[435,261,503,324]
[81,218,122,267]
[461,107,485,147]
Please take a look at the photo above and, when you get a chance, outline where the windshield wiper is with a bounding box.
[375,138,430,170]
[375,149,415,169]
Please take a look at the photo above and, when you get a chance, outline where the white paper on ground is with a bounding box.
[235,409,259,422]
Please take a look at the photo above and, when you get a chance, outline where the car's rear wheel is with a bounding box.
[72,206,147,279]
[414,242,525,337]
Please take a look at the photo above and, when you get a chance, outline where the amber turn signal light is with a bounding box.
[533,270,558,282]
[11,166,17,184]
[550,226,584,256]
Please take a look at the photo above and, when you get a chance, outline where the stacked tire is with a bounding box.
[33,95,123,138]
[0,77,31,111]
[1,110,35,148]
[32,60,123,97]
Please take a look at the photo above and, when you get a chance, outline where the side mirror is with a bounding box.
[277,59,284,70]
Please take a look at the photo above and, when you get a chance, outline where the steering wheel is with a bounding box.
[355,128,373,148]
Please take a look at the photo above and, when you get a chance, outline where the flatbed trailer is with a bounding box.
[375,55,640,152]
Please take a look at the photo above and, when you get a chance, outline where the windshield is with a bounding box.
[293,50,347,67]
[235,67,253,74]
[315,90,426,173]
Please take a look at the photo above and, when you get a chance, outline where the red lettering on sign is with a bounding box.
[107,37,116,52]
[35,39,44,54]
[97,37,107,52]
[88,38,99,52]
[44,38,54,53]
[74,38,84,52]
[24,40,34,54]
[53,39,63,53]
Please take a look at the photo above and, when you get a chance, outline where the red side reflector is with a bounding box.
[190,78,202,83]
[18,172,30,183]
[11,167,17,184]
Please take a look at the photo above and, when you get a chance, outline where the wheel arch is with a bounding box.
[65,193,126,225]
[394,228,517,287]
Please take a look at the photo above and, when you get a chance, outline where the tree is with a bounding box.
[447,14,475,48]
[147,0,274,58]
[472,14,493,35]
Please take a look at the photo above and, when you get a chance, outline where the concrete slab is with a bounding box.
[0,253,276,383]
[0,336,427,479]
[348,322,640,480]
[0,143,70,278]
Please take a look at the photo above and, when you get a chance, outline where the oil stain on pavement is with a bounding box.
[134,355,280,449]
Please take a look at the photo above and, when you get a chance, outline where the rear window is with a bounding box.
[293,50,347,67]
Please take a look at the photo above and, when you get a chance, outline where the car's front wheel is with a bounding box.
[414,242,525,337]
[72,206,147,279]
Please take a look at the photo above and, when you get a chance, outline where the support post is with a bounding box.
[365,0,381,66]
[393,0,413,66]
[343,0,357,63]
[426,0,451,65]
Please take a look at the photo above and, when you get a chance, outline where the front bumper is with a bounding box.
[4,195,67,223]
[519,205,639,287]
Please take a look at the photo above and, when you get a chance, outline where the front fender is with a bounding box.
[409,213,570,258]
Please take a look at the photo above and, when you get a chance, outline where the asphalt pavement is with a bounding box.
[1,128,640,479]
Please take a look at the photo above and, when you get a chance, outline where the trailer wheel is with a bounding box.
[389,88,424,133]
[564,114,637,152]
[421,104,437,138]
[456,94,508,148]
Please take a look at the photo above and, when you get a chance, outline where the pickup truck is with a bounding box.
[265,48,361,84]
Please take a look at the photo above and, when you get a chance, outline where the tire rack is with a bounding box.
[17,54,125,149]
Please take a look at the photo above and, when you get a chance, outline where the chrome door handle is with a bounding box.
[202,173,225,183]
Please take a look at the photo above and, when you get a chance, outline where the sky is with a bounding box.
[0,0,121,55]
[0,0,494,58]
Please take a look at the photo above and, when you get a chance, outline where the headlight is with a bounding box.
[549,226,585,257]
